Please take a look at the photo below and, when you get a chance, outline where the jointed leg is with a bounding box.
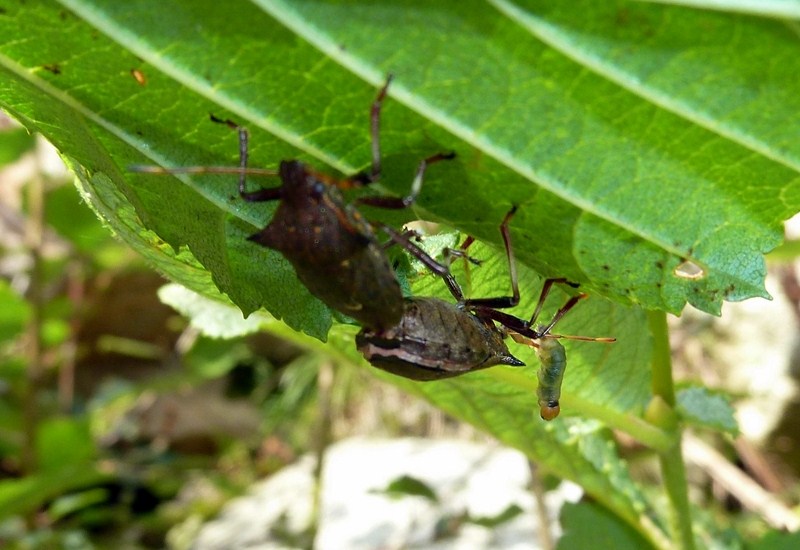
[356,151,456,209]
[208,115,282,203]
[379,224,465,302]
[461,206,520,310]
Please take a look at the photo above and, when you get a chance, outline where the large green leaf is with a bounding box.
[0,0,793,334]
[256,0,800,315]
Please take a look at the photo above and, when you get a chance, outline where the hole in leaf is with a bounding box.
[674,260,705,280]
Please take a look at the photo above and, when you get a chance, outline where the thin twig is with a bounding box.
[683,432,800,531]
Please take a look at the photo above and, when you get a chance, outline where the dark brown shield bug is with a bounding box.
[132,76,456,330]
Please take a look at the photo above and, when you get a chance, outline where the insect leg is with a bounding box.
[527,278,572,329]
[207,115,282,203]
[461,206,520,310]
[442,247,483,267]
[379,224,465,302]
[369,74,393,183]
[473,307,534,336]
[535,294,587,337]
[356,151,456,209]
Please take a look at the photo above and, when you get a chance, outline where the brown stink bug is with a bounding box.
[132,76,458,330]
[357,207,615,419]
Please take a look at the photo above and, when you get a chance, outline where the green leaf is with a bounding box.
[676,386,738,434]
[377,475,439,502]
[48,488,110,521]
[558,501,655,550]
[256,0,799,315]
[0,0,792,347]
[490,0,800,174]
[36,417,95,473]
[0,4,729,541]
[0,0,333,340]
[0,280,30,342]
[183,337,249,380]
[0,465,109,521]
[467,504,524,528]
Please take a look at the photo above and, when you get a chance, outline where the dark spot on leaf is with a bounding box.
[655,261,664,269]
[42,63,61,75]
[601,264,610,271]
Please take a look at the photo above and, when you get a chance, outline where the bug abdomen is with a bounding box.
[356,297,524,380]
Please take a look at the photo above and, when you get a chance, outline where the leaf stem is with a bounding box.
[648,311,695,550]
[649,311,676,407]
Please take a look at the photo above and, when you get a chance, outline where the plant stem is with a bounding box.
[648,311,695,550]
[649,311,676,407]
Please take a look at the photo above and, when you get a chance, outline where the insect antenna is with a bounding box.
[129,165,279,178]
[544,333,617,343]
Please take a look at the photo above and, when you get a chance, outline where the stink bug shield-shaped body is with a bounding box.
[355,297,523,380]
[132,76,455,331]
[357,208,527,380]
[247,160,403,330]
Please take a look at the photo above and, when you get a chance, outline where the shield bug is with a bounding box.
[131,76,457,330]
[357,207,615,419]
[357,207,526,379]
[355,296,524,380]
